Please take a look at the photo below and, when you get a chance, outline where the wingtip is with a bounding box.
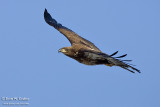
[110,51,119,56]
[120,65,140,73]
[44,8,50,20]
[44,8,48,13]
[133,66,141,73]
[131,66,141,73]
[137,70,141,73]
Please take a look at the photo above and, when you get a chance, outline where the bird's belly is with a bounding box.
[80,60,98,65]
[75,57,106,65]
[70,51,109,65]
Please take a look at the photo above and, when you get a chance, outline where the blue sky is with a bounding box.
[0,0,160,107]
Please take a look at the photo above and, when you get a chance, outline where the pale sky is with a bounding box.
[0,0,160,107]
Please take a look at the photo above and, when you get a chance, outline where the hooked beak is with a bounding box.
[58,49,62,53]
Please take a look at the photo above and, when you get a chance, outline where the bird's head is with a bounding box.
[58,47,74,56]
[58,48,67,53]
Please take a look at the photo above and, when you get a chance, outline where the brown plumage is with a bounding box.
[44,9,140,73]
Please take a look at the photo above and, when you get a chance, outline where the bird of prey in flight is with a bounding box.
[44,9,140,73]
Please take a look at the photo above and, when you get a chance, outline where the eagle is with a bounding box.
[44,9,140,73]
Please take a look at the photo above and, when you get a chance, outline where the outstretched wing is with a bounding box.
[44,9,101,52]
[81,49,140,73]
[106,57,140,73]
[102,53,140,73]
